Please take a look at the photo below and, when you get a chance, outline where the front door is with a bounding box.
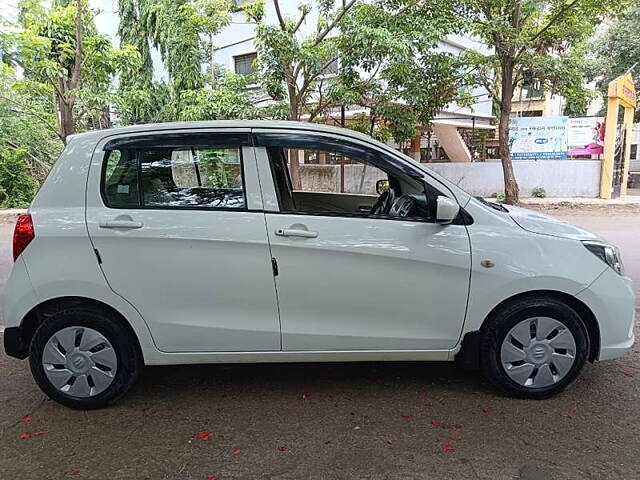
[86,130,280,353]
[255,132,471,352]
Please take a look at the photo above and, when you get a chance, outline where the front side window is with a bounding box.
[260,135,436,221]
[103,144,245,209]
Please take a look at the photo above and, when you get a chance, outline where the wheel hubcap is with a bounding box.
[42,326,118,398]
[500,317,576,388]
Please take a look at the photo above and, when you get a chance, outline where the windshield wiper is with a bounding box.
[475,196,509,213]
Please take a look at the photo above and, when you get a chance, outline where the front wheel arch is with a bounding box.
[480,290,599,362]
[457,290,600,369]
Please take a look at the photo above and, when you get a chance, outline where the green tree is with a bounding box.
[244,0,467,140]
[463,0,624,203]
[3,0,138,144]
[115,0,154,123]
[0,148,39,207]
[588,6,640,121]
[115,0,265,124]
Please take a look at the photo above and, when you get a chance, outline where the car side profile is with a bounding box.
[2,121,635,409]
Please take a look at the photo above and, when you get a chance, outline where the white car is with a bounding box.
[2,121,635,408]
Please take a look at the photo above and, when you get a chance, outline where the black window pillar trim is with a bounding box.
[103,131,252,151]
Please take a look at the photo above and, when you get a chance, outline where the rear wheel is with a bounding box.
[29,307,141,409]
[480,297,589,399]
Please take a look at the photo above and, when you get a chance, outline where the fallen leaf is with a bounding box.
[278,446,287,452]
[167,406,180,412]
[567,409,577,418]
[441,444,455,451]
[66,469,81,476]
[454,424,462,429]
[623,370,634,377]
[21,415,32,424]
[300,392,311,400]
[387,440,395,445]
[418,388,429,395]
[353,426,361,430]
[431,420,442,427]
[401,415,413,421]
[450,435,461,442]
[33,431,46,437]
[207,476,217,480]
[481,407,489,415]
[141,407,155,416]
[232,449,242,456]
[442,423,452,430]
[19,433,31,440]
[424,403,433,408]
[197,430,211,441]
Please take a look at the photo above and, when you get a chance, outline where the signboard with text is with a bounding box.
[509,116,568,159]
[568,117,605,148]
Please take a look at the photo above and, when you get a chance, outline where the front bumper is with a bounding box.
[3,326,29,359]
[576,268,636,361]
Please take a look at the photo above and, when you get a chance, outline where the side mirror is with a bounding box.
[376,179,390,195]
[436,196,460,224]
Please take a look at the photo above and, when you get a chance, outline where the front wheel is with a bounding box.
[480,297,589,399]
[29,307,141,409]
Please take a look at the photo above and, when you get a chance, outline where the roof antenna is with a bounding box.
[625,62,638,74]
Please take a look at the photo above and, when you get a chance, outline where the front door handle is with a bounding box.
[99,219,144,229]
[275,228,318,238]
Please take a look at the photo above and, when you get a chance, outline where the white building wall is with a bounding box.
[427,160,602,197]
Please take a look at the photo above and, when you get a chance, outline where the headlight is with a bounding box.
[582,241,625,275]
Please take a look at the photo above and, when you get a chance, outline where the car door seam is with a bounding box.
[251,130,284,350]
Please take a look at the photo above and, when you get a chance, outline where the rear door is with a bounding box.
[86,129,280,353]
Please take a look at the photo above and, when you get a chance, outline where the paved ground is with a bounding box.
[0,205,639,480]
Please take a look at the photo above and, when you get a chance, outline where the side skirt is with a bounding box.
[143,348,454,366]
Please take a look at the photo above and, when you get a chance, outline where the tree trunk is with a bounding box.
[498,60,519,204]
[287,79,302,189]
[209,32,216,85]
[58,96,75,146]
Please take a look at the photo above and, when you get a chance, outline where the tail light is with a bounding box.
[13,214,35,261]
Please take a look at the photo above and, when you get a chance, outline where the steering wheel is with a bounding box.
[370,187,396,215]
[388,195,415,217]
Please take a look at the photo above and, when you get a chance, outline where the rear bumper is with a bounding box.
[3,326,29,359]
[576,268,636,361]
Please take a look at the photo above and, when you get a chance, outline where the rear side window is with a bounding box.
[102,144,245,210]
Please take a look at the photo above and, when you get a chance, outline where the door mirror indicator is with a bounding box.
[376,179,390,195]
[436,196,460,224]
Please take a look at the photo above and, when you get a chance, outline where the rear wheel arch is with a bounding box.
[17,296,143,362]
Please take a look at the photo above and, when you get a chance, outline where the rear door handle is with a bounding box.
[275,228,318,238]
[99,220,143,229]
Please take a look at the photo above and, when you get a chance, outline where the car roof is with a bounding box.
[67,120,379,146]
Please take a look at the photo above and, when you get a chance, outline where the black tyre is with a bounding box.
[480,297,589,399]
[29,307,141,409]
